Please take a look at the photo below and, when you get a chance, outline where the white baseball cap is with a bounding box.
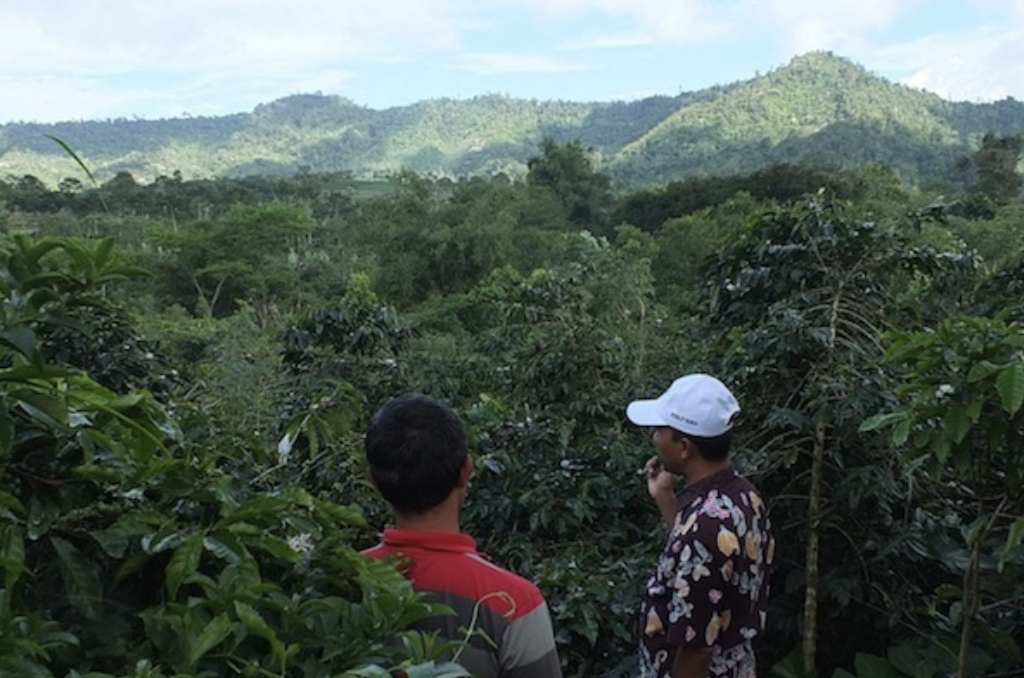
[626,374,740,437]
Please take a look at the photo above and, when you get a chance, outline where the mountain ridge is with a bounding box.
[2,51,1022,188]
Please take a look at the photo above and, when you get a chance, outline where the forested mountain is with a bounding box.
[608,52,1021,184]
[3,51,1024,188]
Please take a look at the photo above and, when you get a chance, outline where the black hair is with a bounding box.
[672,428,733,462]
[364,393,468,514]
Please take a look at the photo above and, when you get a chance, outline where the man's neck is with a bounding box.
[393,499,461,533]
[682,460,731,486]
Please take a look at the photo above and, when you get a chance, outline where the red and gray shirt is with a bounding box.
[364,529,563,678]
[639,466,775,678]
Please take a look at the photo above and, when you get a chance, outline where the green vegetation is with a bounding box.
[4,53,1024,190]
[2,121,1024,678]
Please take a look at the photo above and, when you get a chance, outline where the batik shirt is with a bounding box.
[639,466,774,678]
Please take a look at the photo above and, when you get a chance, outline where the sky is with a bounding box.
[2,0,1024,125]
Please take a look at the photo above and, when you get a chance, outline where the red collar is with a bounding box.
[380,528,478,554]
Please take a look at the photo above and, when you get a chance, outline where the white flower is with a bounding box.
[277,432,295,463]
[287,533,315,556]
[935,384,955,400]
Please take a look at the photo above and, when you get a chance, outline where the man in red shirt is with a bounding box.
[627,374,774,678]
[363,393,563,678]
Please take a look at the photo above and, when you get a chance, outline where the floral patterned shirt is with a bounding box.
[639,466,774,678]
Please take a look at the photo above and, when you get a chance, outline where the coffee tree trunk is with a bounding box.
[958,495,1008,678]
[803,418,826,675]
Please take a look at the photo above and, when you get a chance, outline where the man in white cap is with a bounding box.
[626,374,774,678]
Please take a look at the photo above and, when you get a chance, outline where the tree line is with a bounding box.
[5,52,1024,190]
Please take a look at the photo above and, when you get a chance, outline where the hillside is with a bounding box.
[2,52,1024,188]
[610,52,977,183]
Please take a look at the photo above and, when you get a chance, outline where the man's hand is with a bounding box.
[645,456,675,498]
[644,456,678,528]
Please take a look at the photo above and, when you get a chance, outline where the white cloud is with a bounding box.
[884,28,1024,101]
[727,0,925,56]
[0,77,117,123]
[496,0,732,44]
[560,31,653,50]
[486,0,1024,103]
[454,52,589,75]
[0,0,467,75]
[3,0,1024,122]
[0,0,472,121]
[863,1,1024,102]
[499,0,923,48]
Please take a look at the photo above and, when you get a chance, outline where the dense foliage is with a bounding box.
[2,133,1023,678]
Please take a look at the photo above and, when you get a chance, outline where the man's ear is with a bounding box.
[677,436,695,461]
[456,455,473,488]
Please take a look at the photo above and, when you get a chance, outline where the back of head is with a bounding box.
[365,393,468,514]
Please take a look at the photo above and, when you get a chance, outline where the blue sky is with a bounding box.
[2,0,1023,124]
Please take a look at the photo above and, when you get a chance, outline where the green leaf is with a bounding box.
[891,418,910,447]
[166,532,204,598]
[115,552,151,583]
[942,405,971,445]
[406,662,474,678]
[426,663,474,678]
[853,652,898,678]
[858,411,904,432]
[18,271,71,294]
[101,508,171,545]
[0,489,24,520]
[204,531,246,564]
[996,359,1024,414]
[0,364,75,382]
[967,359,1001,382]
[313,499,368,529]
[13,389,69,430]
[186,612,233,668]
[0,408,13,457]
[105,393,145,411]
[234,600,286,662]
[250,536,301,562]
[1006,516,1024,550]
[999,517,1024,572]
[27,493,61,540]
[0,327,37,359]
[93,238,115,270]
[342,667,391,678]
[51,536,103,619]
[0,524,28,588]
[88,528,129,559]
[216,495,290,526]
[44,134,100,187]
[935,583,962,603]
[141,525,187,554]
[975,621,1023,663]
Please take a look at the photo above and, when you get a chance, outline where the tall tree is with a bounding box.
[862,315,1024,677]
[957,132,1024,216]
[701,196,978,674]
[526,138,613,236]
[149,201,313,317]
[974,132,1023,207]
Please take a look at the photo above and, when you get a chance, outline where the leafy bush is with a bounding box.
[0,235,465,678]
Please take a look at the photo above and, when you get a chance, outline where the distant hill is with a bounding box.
[2,51,1023,188]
